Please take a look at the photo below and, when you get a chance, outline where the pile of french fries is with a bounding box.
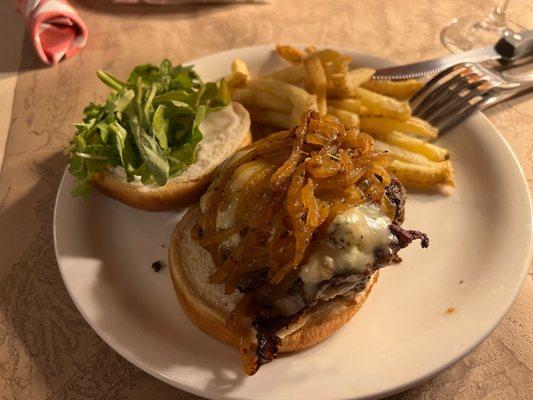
[227,45,454,188]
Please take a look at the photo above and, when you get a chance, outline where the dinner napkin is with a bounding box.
[18,0,88,65]
[111,0,270,4]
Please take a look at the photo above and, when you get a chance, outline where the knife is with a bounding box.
[373,29,533,80]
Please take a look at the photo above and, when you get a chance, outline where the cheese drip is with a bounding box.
[299,203,395,295]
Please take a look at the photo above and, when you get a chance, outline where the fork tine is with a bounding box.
[411,61,528,134]
[425,84,493,127]
[435,91,493,133]
[416,77,487,120]
[410,65,466,108]
[426,89,485,125]
[413,73,478,117]
[413,74,464,116]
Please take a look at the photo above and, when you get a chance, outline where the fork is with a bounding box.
[410,63,533,133]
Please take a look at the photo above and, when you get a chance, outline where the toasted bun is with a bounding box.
[91,102,252,212]
[168,206,378,353]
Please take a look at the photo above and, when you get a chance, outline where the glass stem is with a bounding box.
[494,0,510,16]
[488,0,510,26]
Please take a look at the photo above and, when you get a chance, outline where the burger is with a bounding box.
[169,111,428,374]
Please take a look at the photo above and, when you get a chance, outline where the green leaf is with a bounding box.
[201,81,230,108]
[131,163,152,184]
[131,120,169,186]
[96,121,109,143]
[170,101,195,114]
[194,104,207,131]
[171,69,196,90]
[68,136,86,177]
[172,121,193,143]
[152,105,169,149]
[83,103,105,119]
[97,70,128,91]
[110,89,135,114]
[127,64,160,85]
[168,105,205,166]
[216,79,231,106]
[159,59,172,75]
[153,90,198,108]
[108,121,127,166]
[71,179,92,199]
[144,84,158,124]
[168,141,197,168]
[134,80,145,128]
[108,121,139,174]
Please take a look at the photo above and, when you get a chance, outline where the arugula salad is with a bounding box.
[68,60,230,198]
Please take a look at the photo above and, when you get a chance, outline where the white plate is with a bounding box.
[54,45,533,400]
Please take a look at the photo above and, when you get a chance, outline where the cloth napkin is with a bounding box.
[18,0,88,65]
[112,1,269,3]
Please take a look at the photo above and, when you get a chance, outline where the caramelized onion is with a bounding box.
[194,111,394,375]
[197,110,392,290]
[270,114,310,190]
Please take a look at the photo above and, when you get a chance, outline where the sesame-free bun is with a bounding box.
[168,206,378,353]
[91,102,252,212]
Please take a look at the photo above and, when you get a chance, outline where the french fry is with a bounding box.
[276,45,305,64]
[352,87,411,121]
[388,159,454,187]
[248,79,316,109]
[326,86,344,98]
[374,139,454,186]
[305,45,317,54]
[362,79,424,100]
[304,56,327,115]
[328,56,351,75]
[233,88,292,113]
[248,79,318,126]
[231,45,456,190]
[327,98,362,114]
[227,59,250,89]
[364,129,448,161]
[247,106,291,129]
[327,106,359,128]
[321,55,351,98]
[331,68,376,94]
[388,131,448,161]
[360,116,438,139]
[263,64,305,84]
[373,139,435,166]
[307,49,342,64]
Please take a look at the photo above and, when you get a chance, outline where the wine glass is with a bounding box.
[440,0,525,53]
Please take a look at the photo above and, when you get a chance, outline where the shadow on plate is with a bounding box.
[57,174,250,395]
[91,255,248,394]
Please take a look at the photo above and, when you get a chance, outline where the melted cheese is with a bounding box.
[299,203,395,295]
[216,200,238,229]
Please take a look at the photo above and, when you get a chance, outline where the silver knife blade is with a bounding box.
[373,46,500,80]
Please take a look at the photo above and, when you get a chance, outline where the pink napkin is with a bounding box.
[18,0,88,65]
[112,1,269,3]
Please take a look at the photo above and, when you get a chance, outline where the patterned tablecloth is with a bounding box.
[0,0,531,398]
